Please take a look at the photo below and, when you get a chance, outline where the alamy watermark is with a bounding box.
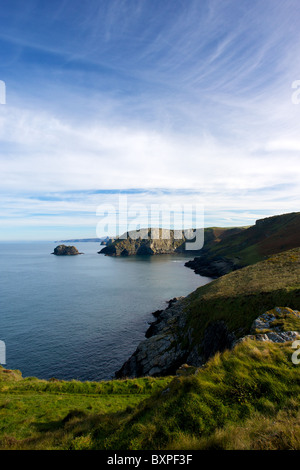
[96,195,204,250]
[292,340,300,365]
[0,340,6,365]
[291,80,300,104]
[0,80,6,104]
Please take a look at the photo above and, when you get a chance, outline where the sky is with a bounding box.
[0,0,299,240]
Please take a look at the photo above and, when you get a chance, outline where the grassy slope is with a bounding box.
[102,340,300,450]
[0,371,171,449]
[201,212,300,266]
[197,226,248,250]
[183,247,300,350]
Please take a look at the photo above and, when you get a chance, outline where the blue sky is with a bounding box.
[0,0,299,240]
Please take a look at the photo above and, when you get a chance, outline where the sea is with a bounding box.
[0,242,211,381]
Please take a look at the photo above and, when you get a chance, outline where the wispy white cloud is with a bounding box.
[0,0,300,239]
[0,103,299,193]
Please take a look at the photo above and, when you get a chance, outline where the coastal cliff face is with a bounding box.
[98,212,300,281]
[116,248,300,378]
[99,229,191,256]
[116,297,193,378]
[116,296,236,378]
[98,227,246,257]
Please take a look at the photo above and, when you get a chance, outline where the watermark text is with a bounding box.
[0,340,6,365]
[291,80,300,104]
[0,80,6,104]
[292,340,300,365]
[96,196,204,251]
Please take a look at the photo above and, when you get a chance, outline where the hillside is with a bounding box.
[1,247,299,450]
[1,339,299,450]
[186,211,300,277]
[103,340,300,450]
[117,247,300,377]
[0,371,171,449]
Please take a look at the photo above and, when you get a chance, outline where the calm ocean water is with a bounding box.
[0,242,211,381]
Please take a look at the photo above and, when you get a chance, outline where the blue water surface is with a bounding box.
[0,242,210,380]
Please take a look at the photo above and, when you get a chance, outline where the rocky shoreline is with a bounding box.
[115,300,300,379]
[115,296,191,378]
[184,254,243,278]
[115,295,236,378]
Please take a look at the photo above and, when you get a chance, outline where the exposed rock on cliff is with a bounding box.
[98,229,191,256]
[116,304,300,379]
[235,307,300,345]
[185,256,241,278]
[115,297,190,378]
[115,296,241,378]
[52,245,82,256]
[116,295,240,378]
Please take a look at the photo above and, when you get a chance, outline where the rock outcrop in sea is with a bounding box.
[52,245,82,256]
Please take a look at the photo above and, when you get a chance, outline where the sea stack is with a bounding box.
[52,245,82,255]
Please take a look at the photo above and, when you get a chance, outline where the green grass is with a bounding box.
[1,339,299,450]
[182,248,300,350]
[0,369,171,449]
[198,212,300,268]
[93,340,300,450]
[168,408,300,450]
[266,308,300,332]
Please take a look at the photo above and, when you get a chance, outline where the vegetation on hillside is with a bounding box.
[1,339,299,450]
[186,212,300,276]
[205,212,300,263]
[0,371,171,449]
[183,247,300,353]
[115,247,300,378]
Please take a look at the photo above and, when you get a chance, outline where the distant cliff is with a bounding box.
[185,212,300,278]
[55,237,108,243]
[98,226,246,257]
[99,228,191,256]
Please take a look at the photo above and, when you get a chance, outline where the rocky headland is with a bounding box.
[185,211,300,278]
[98,226,247,257]
[98,228,193,256]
